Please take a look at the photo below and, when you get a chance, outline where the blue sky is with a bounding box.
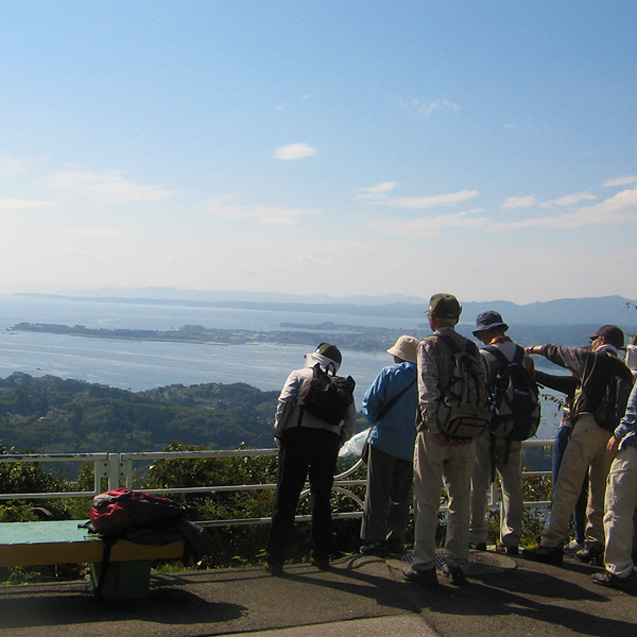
[0,1,635,304]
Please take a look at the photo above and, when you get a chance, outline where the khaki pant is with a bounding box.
[470,434,523,548]
[542,413,612,547]
[412,430,475,570]
[603,445,637,577]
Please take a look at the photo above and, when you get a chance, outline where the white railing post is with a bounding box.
[107,453,121,490]
[95,455,110,494]
[119,455,134,488]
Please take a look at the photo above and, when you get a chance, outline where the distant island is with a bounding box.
[9,321,429,352]
[9,320,636,351]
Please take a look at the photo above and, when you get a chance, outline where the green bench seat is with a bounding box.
[0,520,184,599]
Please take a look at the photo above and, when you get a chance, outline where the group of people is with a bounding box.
[264,293,637,590]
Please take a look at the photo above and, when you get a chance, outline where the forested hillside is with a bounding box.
[0,373,280,453]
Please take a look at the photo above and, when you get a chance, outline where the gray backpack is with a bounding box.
[434,333,491,439]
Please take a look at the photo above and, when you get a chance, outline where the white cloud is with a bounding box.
[297,252,331,267]
[396,97,459,118]
[208,200,318,225]
[372,208,490,237]
[0,198,58,210]
[0,154,32,177]
[355,181,399,201]
[540,191,596,208]
[272,143,317,160]
[389,190,480,209]
[49,170,176,205]
[602,175,637,188]
[496,187,637,230]
[501,195,537,209]
[362,182,398,194]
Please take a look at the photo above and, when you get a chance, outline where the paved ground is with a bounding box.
[0,552,635,636]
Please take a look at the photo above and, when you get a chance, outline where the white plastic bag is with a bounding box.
[338,427,371,458]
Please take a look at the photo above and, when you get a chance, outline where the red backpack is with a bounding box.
[89,488,187,536]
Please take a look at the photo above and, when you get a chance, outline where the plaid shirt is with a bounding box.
[416,327,481,433]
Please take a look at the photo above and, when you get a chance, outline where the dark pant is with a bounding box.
[360,445,413,545]
[266,427,341,566]
[552,425,588,543]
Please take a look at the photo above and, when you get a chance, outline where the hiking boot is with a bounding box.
[402,566,438,586]
[360,541,391,557]
[469,542,487,551]
[575,542,604,566]
[564,539,585,554]
[264,562,284,576]
[521,545,564,565]
[495,542,518,556]
[591,570,634,588]
[442,563,468,586]
[310,556,331,571]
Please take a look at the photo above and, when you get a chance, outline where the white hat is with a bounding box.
[387,335,418,364]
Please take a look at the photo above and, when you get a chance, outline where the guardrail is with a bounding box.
[0,440,554,525]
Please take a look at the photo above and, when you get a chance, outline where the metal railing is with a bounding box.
[0,439,554,525]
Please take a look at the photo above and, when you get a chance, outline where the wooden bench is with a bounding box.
[0,520,184,599]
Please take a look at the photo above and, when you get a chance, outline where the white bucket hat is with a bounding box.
[387,335,418,364]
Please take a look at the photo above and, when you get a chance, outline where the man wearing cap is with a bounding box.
[360,335,419,557]
[469,311,535,556]
[592,381,637,587]
[403,293,485,587]
[265,343,357,574]
[522,326,634,565]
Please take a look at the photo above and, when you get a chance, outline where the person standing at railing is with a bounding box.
[522,325,634,565]
[403,293,486,587]
[359,335,419,558]
[264,343,357,575]
[469,311,536,557]
[591,381,637,586]
[534,369,588,554]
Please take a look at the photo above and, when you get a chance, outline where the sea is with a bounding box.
[0,294,565,439]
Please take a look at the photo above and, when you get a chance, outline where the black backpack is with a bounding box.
[581,352,632,433]
[483,345,540,441]
[434,333,491,439]
[297,363,355,425]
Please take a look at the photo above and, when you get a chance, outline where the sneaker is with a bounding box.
[469,542,487,551]
[264,562,284,576]
[442,563,468,586]
[564,539,584,554]
[310,556,330,571]
[592,570,634,588]
[402,565,438,586]
[575,542,604,565]
[521,545,564,565]
[360,541,391,557]
[495,542,519,556]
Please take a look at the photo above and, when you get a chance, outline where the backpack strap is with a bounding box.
[483,344,509,368]
[94,532,122,598]
[375,378,416,422]
[436,331,460,354]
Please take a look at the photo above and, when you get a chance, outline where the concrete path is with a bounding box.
[0,553,635,636]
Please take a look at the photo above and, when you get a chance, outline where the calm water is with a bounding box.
[0,294,562,438]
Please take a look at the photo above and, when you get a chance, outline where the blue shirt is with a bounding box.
[362,361,418,461]
[615,381,637,450]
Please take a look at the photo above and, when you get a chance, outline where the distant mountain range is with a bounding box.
[11,290,636,329]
